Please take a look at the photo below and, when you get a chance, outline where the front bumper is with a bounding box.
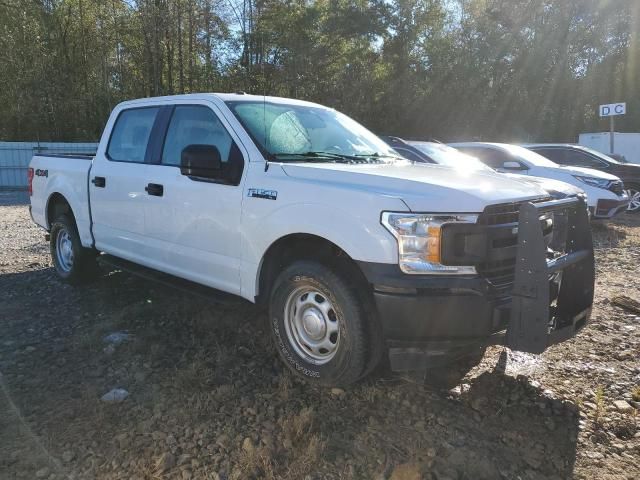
[592,196,629,219]
[360,197,595,371]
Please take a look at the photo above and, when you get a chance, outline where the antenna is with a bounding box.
[262,29,269,172]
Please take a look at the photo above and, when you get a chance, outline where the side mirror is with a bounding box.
[503,161,525,170]
[180,144,222,179]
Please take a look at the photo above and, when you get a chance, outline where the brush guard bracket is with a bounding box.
[504,196,594,354]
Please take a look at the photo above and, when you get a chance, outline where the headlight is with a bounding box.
[381,212,478,275]
[573,176,610,189]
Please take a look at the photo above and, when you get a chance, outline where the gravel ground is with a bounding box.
[0,204,638,480]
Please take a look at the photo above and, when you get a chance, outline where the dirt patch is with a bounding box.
[1,206,638,479]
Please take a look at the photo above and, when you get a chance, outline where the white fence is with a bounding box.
[0,142,98,189]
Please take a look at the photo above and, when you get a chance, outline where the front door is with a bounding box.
[142,102,246,295]
[90,106,160,261]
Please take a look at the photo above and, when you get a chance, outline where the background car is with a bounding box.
[525,144,640,213]
[382,137,585,200]
[449,142,628,219]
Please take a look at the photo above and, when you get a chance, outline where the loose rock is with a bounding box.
[613,400,633,413]
[101,388,129,403]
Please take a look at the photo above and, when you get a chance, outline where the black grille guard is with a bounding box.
[494,196,595,353]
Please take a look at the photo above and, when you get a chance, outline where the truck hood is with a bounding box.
[281,162,548,212]
[547,165,620,180]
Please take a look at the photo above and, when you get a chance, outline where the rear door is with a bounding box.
[90,106,160,261]
[142,102,247,294]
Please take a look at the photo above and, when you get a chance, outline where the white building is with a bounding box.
[578,132,640,164]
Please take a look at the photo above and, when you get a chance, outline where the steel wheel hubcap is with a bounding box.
[56,228,74,272]
[284,287,340,364]
[625,189,640,212]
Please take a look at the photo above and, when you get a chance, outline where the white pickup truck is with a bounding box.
[29,93,595,387]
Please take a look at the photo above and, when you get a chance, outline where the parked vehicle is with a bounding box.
[450,142,629,219]
[382,137,585,201]
[525,144,640,213]
[29,94,595,387]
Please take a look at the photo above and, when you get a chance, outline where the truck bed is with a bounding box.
[29,154,94,248]
[35,153,95,160]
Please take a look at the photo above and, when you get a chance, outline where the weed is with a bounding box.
[632,385,640,403]
[593,385,606,428]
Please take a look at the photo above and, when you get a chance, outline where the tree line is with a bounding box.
[0,0,638,143]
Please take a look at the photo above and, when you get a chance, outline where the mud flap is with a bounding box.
[507,197,594,354]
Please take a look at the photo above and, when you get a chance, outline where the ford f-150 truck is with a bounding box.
[29,93,595,387]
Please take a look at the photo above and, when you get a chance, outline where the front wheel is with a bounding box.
[624,184,640,213]
[50,214,98,284]
[269,261,370,386]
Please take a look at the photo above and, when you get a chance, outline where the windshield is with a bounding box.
[501,144,559,167]
[226,100,401,162]
[409,142,494,172]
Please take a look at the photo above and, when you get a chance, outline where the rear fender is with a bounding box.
[43,174,93,248]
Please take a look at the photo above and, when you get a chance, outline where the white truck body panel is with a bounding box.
[29,155,93,247]
[90,161,149,259]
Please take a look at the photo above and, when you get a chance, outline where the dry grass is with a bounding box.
[237,407,325,480]
[632,386,640,403]
[593,385,606,428]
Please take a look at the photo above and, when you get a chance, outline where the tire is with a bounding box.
[269,260,369,386]
[624,184,640,213]
[50,214,98,284]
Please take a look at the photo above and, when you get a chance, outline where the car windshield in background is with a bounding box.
[502,144,559,167]
[226,101,402,163]
[409,142,494,172]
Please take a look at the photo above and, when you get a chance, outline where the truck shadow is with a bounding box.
[0,267,578,479]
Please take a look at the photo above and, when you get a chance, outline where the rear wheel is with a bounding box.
[50,214,98,284]
[624,184,640,213]
[269,260,370,386]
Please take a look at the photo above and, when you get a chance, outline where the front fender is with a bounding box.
[239,200,406,300]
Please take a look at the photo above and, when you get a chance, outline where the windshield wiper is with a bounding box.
[269,151,403,164]
[269,151,356,163]
[352,152,405,161]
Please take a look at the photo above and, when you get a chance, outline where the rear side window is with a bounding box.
[107,107,159,162]
[458,147,509,169]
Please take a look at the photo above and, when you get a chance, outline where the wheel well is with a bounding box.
[256,234,369,304]
[47,193,73,228]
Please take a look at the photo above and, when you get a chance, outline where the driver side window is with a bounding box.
[161,105,244,185]
[469,148,518,170]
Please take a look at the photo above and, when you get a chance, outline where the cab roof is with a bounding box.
[116,93,326,109]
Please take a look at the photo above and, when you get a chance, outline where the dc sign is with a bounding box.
[600,102,626,117]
